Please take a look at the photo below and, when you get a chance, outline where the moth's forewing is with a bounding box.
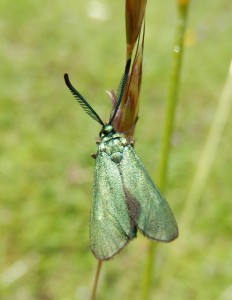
[90,152,132,260]
[120,146,178,242]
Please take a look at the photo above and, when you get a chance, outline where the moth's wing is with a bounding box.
[120,146,178,242]
[90,152,132,260]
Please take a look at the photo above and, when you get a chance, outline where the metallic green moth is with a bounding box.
[64,59,178,261]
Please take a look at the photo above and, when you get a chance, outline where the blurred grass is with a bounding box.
[0,0,232,299]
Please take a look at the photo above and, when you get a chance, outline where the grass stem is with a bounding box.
[156,58,232,298]
[181,58,232,229]
[90,260,103,300]
[140,2,190,299]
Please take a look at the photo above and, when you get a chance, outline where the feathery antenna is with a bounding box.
[109,59,131,124]
[64,74,104,126]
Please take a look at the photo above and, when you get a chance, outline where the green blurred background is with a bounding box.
[1,0,232,299]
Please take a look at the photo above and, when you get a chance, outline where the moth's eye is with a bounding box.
[99,129,106,137]
[99,132,104,138]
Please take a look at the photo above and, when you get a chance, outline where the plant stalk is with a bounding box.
[90,260,102,300]
[141,2,190,299]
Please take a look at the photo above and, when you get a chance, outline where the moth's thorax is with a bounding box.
[98,131,129,163]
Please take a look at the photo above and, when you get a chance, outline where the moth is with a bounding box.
[64,59,178,261]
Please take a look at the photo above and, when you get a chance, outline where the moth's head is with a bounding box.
[99,124,115,138]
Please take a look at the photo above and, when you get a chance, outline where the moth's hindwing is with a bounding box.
[90,151,132,260]
[120,146,178,242]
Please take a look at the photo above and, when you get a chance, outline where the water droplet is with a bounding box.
[174,45,180,53]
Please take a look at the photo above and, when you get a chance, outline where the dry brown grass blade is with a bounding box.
[126,0,147,59]
[112,25,144,139]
